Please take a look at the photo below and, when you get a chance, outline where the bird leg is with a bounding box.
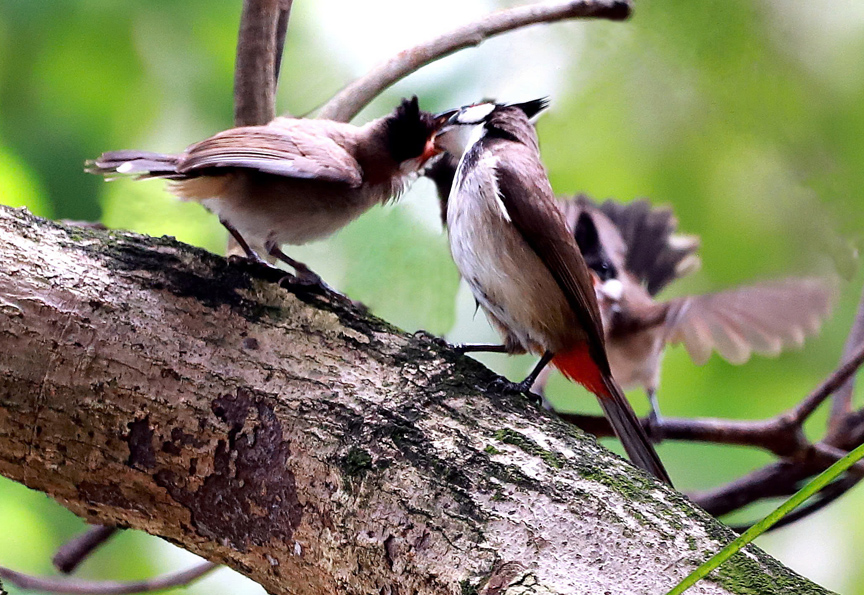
[492,351,555,405]
[646,387,665,442]
[220,218,266,265]
[263,240,325,289]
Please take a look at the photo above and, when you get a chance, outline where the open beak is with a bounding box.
[428,109,460,155]
[433,109,459,129]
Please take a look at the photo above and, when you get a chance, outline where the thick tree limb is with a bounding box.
[317,0,632,123]
[0,206,828,594]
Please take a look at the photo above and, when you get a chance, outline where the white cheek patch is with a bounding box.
[455,103,495,125]
[599,279,624,301]
[436,125,475,158]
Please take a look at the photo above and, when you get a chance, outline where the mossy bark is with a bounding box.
[0,206,831,595]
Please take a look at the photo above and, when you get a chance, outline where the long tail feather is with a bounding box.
[554,346,672,486]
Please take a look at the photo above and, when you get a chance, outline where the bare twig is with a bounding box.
[0,562,217,595]
[829,284,864,433]
[789,339,864,423]
[691,461,806,517]
[53,526,119,574]
[683,294,864,520]
[727,474,862,534]
[558,339,864,454]
[317,0,631,122]
[558,413,806,456]
[556,308,864,523]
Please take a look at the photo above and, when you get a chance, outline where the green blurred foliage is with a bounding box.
[1,0,863,593]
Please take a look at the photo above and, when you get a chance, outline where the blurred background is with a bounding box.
[1,0,863,592]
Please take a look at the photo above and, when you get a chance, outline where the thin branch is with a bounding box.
[234,0,282,127]
[727,474,863,534]
[316,0,631,122]
[558,413,806,456]
[810,442,864,475]
[53,526,119,574]
[829,284,864,432]
[560,340,864,451]
[0,563,217,595]
[789,339,864,423]
[691,461,807,517]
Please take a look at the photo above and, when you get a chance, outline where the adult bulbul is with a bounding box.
[439,101,671,484]
[552,196,837,422]
[88,97,454,286]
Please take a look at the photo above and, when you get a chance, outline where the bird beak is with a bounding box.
[428,109,461,154]
[433,109,459,129]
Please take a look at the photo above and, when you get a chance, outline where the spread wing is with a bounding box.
[492,147,608,367]
[177,124,363,187]
[664,277,837,365]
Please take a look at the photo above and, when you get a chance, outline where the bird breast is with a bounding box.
[447,156,583,354]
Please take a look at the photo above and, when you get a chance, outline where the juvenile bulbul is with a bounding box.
[439,101,671,484]
[552,196,837,422]
[87,97,454,286]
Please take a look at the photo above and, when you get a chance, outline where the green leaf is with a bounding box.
[667,441,864,594]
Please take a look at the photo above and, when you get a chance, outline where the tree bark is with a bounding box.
[0,205,829,595]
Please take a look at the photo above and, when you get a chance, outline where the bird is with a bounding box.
[545,195,838,424]
[437,100,672,485]
[87,96,455,287]
[426,154,838,425]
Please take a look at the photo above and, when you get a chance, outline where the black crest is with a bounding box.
[508,97,550,120]
[385,96,437,163]
[574,211,618,282]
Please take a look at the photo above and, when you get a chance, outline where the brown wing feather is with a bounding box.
[492,147,609,371]
[178,125,363,187]
[664,277,836,365]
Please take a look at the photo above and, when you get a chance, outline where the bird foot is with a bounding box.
[646,411,665,443]
[278,271,326,294]
[490,377,543,406]
[228,253,270,268]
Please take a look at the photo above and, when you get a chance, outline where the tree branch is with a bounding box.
[53,526,119,574]
[0,562,216,595]
[273,1,293,85]
[229,0,292,258]
[0,205,828,594]
[829,284,864,433]
[234,0,283,126]
[316,0,632,123]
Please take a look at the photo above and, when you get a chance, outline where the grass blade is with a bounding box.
[666,442,864,594]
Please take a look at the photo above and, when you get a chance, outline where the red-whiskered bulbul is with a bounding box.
[87,97,455,287]
[550,195,837,422]
[438,101,671,484]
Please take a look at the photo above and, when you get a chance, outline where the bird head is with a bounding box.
[384,96,457,174]
[433,97,549,158]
